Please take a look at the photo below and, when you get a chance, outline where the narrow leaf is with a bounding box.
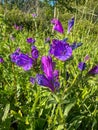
[64,102,75,116]
[2,103,10,121]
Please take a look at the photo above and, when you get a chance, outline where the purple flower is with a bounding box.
[88,65,98,75]
[26,38,35,44]
[49,39,72,61]
[54,81,60,89]
[10,48,34,71]
[45,37,50,43]
[41,56,54,80]
[36,74,54,91]
[51,18,64,33]
[31,46,39,59]
[16,54,33,71]
[0,57,4,63]
[14,24,23,31]
[30,56,60,92]
[10,48,21,62]
[78,62,86,71]
[32,13,37,18]
[70,42,83,50]
[53,70,59,81]
[84,55,90,62]
[68,17,74,34]
[30,77,36,84]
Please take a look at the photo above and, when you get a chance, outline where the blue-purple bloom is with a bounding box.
[14,24,23,31]
[10,48,34,71]
[78,62,86,71]
[15,54,33,71]
[51,18,64,33]
[36,74,54,91]
[70,42,83,50]
[30,77,36,84]
[62,38,68,42]
[31,46,39,59]
[10,48,21,62]
[49,39,72,61]
[53,70,59,80]
[26,38,35,44]
[32,13,37,18]
[68,17,74,34]
[88,65,98,75]
[0,57,4,63]
[30,56,60,92]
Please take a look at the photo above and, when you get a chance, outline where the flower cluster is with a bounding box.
[51,17,74,34]
[5,17,97,92]
[10,46,39,71]
[30,56,60,92]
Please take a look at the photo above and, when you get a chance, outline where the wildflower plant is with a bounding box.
[30,56,60,92]
[0,11,98,130]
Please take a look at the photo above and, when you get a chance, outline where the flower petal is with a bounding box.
[41,56,54,79]
[36,74,54,91]
[68,17,74,34]
[88,65,98,75]
[31,46,39,59]
[78,62,86,71]
[50,39,72,61]
[51,19,64,33]
[26,38,35,44]
[16,54,33,71]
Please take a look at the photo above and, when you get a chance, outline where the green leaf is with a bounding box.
[56,124,64,130]
[2,103,10,121]
[92,118,97,130]
[64,102,75,117]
